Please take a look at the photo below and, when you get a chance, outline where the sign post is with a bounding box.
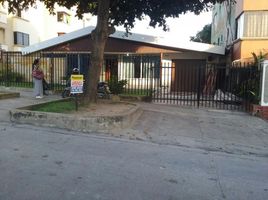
[70,74,84,111]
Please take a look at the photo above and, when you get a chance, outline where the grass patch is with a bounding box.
[122,89,151,96]
[0,82,33,88]
[32,100,76,113]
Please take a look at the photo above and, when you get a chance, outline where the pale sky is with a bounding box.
[86,11,212,42]
[125,11,212,42]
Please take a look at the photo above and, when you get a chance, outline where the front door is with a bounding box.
[105,57,118,81]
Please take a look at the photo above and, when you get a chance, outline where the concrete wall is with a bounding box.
[233,40,268,61]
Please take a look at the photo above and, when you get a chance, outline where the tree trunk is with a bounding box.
[83,0,112,104]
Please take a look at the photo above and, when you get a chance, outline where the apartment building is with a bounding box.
[211,0,268,62]
[0,1,91,51]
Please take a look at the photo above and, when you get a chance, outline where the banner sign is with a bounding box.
[71,75,84,94]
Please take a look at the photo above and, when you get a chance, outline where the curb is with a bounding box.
[9,101,143,133]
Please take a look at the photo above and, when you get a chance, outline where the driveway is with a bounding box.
[115,103,268,157]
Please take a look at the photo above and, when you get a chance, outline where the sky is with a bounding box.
[86,11,212,42]
[123,11,213,42]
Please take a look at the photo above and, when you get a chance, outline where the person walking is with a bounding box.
[32,58,44,99]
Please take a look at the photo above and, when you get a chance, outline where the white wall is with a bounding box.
[261,60,268,106]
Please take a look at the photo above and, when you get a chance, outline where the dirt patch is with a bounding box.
[70,100,136,117]
[0,91,20,99]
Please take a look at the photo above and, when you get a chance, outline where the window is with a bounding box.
[236,11,268,39]
[14,31,29,46]
[57,12,71,24]
[58,32,66,36]
[122,55,160,79]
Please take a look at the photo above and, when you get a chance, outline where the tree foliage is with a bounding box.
[190,23,211,44]
[0,0,232,103]
[2,0,230,33]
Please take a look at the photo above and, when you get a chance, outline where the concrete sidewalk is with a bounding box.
[115,102,268,157]
[0,87,61,122]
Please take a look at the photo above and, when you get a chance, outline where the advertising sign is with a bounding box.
[71,75,84,94]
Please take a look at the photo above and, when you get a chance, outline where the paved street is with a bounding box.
[0,122,268,200]
[1,89,268,199]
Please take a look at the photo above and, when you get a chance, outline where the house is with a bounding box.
[0,1,91,51]
[2,25,257,110]
[21,26,225,94]
[211,0,268,62]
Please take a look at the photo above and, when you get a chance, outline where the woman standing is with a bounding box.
[32,58,44,99]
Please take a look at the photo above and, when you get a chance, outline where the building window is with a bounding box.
[122,55,160,79]
[236,11,268,39]
[57,11,70,24]
[14,31,29,46]
[58,32,66,36]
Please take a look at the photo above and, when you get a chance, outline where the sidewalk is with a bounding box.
[115,102,268,157]
[0,87,61,122]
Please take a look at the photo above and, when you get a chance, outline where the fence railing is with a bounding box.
[0,51,261,111]
[151,62,260,111]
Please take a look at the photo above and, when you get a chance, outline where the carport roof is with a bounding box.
[22,26,225,55]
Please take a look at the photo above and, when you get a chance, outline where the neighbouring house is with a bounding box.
[211,0,268,62]
[21,26,225,94]
[0,1,91,51]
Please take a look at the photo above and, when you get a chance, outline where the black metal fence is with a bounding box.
[0,51,260,111]
[0,51,91,91]
[152,62,260,111]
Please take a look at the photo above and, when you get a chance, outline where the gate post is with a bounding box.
[50,53,54,91]
[5,52,9,87]
[260,60,268,106]
[197,65,202,108]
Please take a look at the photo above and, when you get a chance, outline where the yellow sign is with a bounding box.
[71,75,84,94]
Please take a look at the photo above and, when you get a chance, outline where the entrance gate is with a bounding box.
[152,62,259,111]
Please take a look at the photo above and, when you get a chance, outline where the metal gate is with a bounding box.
[152,61,260,111]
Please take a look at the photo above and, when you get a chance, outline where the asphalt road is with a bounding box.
[0,122,268,200]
